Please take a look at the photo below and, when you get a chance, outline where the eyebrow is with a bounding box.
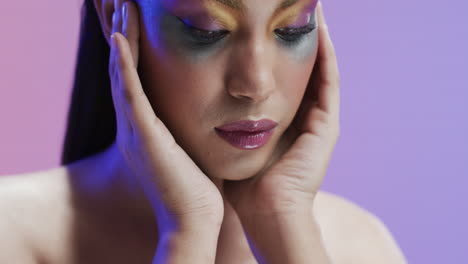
[214,0,300,12]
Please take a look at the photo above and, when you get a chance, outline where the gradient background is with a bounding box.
[0,0,467,262]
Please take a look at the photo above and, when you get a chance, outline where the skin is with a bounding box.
[0,0,408,263]
[108,0,329,262]
[112,0,329,262]
[135,0,319,181]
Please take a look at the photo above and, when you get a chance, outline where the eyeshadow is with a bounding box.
[203,0,239,30]
[270,0,318,30]
[158,11,228,62]
[276,9,318,61]
[180,15,225,31]
[151,0,318,63]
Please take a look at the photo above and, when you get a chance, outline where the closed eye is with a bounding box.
[177,16,316,45]
[274,23,316,43]
[177,17,230,45]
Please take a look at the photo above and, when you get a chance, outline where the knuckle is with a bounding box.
[316,112,338,137]
[316,108,332,125]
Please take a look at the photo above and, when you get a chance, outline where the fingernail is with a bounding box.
[122,2,128,36]
[122,2,128,22]
[110,33,117,49]
[112,11,117,28]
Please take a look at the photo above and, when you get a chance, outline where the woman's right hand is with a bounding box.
[108,1,223,237]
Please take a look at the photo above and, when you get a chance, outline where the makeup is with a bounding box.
[270,0,318,30]
[203,0,240,31]
[157,9,229,62]
[215,130,275,150]
[275,6,318,61]
[151,0,318,62]
[214,119,278,150]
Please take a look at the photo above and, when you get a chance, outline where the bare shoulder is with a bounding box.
[0,167,71,263]
[313,190,408,264]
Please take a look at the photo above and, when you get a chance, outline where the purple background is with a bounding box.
[1,0,467,262]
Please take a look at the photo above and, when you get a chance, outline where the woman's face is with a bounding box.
[136,0,319,180]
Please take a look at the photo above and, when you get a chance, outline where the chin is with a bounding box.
[201,132,289,181]
[205,155,270,181]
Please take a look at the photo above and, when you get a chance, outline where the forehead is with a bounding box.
[200,0,301,11]
[158,0,316,15]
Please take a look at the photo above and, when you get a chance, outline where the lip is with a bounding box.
[215,119,278,132]
[214,119,278,150]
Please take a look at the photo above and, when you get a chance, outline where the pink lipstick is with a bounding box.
[214,119,278,150]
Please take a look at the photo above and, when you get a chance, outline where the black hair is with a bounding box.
[60,0,116,165]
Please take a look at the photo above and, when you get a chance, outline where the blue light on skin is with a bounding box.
[139,0,318,63]
[139,1,229,63]
[159,11,230,61]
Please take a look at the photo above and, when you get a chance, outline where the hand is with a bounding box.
[224,0,340,219]
[108,1,223,233]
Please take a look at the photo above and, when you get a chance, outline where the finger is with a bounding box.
[316,1,340,123]
[112,32,221,214]
[114,0,125,16]
[122,1,140,67]
[110,33,134,137]
[112,0,124,34]
[109,1,130,135]
[112,32,177,149]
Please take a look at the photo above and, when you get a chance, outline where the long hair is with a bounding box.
[60,0,116,165]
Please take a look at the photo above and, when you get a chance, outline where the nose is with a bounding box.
[226,37,275,104]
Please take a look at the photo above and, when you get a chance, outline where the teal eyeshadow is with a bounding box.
[148,6,317,62]
[278,11,318,61]
[157,11,228,62]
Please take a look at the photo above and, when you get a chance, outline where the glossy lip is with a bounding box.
[214,119,278,150]
[214,119,278,132]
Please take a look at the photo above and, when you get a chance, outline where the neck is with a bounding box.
[71,141,255,261]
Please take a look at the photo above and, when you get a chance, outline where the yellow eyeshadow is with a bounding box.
[203,0,239,31]
[269,2,310,31]
[201,0,312,32]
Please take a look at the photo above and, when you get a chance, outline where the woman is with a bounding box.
[0,0,407,263]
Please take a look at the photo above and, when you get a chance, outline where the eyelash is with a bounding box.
[177,17,316,45]
[274,23,316,42]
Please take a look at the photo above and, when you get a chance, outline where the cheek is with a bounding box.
[138,6,230,141]
[139,8,218,102]
[276,47,318,117]
[138,29,222,129]
[295,29,319,60]
[278,27,318,62]
[139,52,219,122]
